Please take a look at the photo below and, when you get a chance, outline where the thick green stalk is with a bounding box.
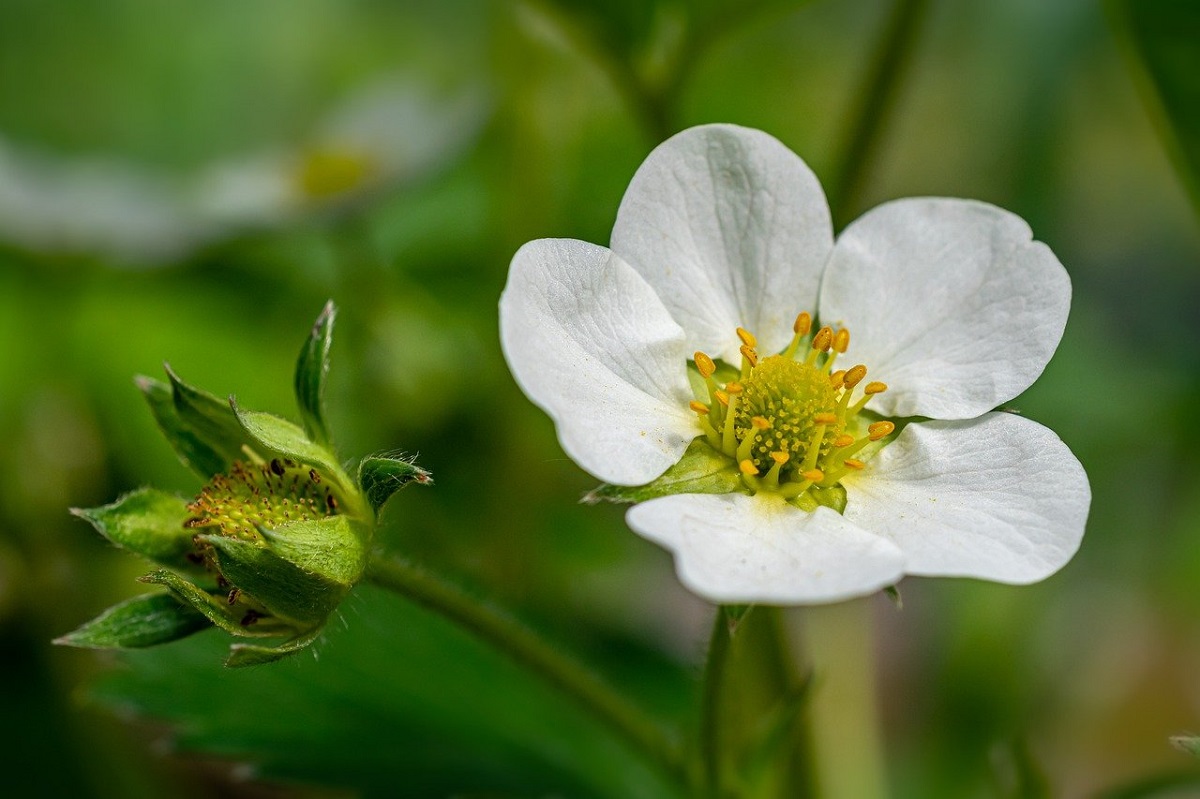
[364,556,687,786]
[699,605,736,796]
[803,598,888,799]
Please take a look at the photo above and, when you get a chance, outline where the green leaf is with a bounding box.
[55,593,211,650]
[294,300,336,448]
[226,626,325,668]
[1111,0,1200,215]
[259,516,367,586]
[230,402,353,495]
[202,535,348,626]
[71,487,197,571]
[584,438,742,504]
[137,375,227,478]
[357,454,432,512]
[139,569,287,639]
[165,364,256,468]
[91,585,688,797]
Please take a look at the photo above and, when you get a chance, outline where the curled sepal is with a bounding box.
[259,516,367,586]
[1173,736,1200,759]
[71,488,198,572]
[201,535,349,627]
[165,364,256,468]
[230,402,354,499]
[225,626,325,668]
[54,593,210,650]
[295,300,336,449]
[139,569,290,639]
[357,454,432,513]
[584,439,742,504]
[137,376,226,478]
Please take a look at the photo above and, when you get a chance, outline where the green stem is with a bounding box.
[803,598,888,799]
[364,556,687,786]
[827,0,931,228]
[699,605,736,796]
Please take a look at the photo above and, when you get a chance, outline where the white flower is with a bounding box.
[499,124,1089,605]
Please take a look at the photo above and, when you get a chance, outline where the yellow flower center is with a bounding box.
[690,311,895,505]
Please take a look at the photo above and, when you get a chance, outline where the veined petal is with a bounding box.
[626,493,905,604]
[843,413,1089,583]
[611,124,833,363]
[818,198,1071,419]
[500,238,698,486]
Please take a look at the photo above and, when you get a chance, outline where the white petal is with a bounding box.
[499,238,698,486]
[611,124,834,364]
[818,198,1071,419]
[844,413,1089,583]
[626,493,905,604]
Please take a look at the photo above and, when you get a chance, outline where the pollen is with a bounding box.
[685,310,898,505]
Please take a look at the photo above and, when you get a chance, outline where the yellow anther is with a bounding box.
[694,351,716,378]
[715,390,729,407]
[770,451,790,465]
[868,421,895,441]
[794,312,812,336]
[689,401,710,415]
[736,327,757,348]
[833,434,855,448]
[864,381,888,395]
[843,364,867,389]
[811,326,833,352]
[801,469,824,483]
[740,345,759,367]
[725,381,744,395]
[843,458,865,470]
[739,459,760,476]
[751,416,771,430]
[813,413,837,425]
[833,328,850,353]
[829,370,846,390]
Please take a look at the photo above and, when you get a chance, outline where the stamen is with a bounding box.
[736,327,757,348]
[779,468,824,499]
[736,416,771,462]
[868,421,895,441]
[833,329,850,353]
[832,434,855,448]
[689,401,709,415]
[844,458,865,470]
[694,351,716,378]
[715,390,729,407]
[763,451,789,490]
[842,365,867,389]
[739,459,760,476]
[739,344,759,378]
[784,311,813,359]
[722,382,744,454]
[805,326,833,365]
[829,370,846,390]
[864,381,887,395]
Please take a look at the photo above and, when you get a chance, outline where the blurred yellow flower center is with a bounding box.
[689,312,895,504]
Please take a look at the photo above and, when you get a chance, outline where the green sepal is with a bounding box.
[230,402,353,495]
[71,487,198,572]
[54,592,211,650]
[136,376,226,478]
[139,569,287,639]
[1173,736,1200,759]
[294,300,336,449]
[357,454,432,513]
[165,364,256,468]
[809,484,847,514]
[201,535,347,626]
[258,516,367,586]
[225,625,324,668]
[584,438,742,504]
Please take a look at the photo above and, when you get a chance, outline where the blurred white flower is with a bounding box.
[0,76,487,264]
[500,123,1089,605]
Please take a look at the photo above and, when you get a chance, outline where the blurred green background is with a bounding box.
[1,0,1198,797]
